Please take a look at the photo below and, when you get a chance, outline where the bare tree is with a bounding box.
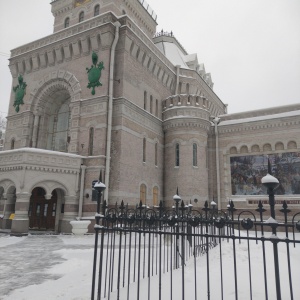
[0,113,6,139]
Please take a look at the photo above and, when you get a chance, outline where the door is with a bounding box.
[29,188,57,230]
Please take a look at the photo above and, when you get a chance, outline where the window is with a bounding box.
[140,184,146,204]
[64,17,70,28]
[79,11,84,23]
[94,5,100,16]
[144,91,147,110]
[143,138,146,162]
[155,143,158,166]
[193,143,197,167]
[46,102,70,152]
[175,143,180,167]
[11,138,15,150]
[88,127,94,156]
[150,95,153,114]
[186,83,190,94]
[155,99,158,117]
[153,187,158,206]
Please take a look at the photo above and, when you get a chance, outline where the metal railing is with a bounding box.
[91,193,300,300]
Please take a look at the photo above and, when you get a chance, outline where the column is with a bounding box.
[11,192,30,235]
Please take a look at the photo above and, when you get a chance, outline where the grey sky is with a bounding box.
[0,0,299,118]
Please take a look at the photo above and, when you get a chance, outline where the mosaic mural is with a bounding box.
[230,152,300,195]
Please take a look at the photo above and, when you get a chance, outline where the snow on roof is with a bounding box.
[219,110,300,126]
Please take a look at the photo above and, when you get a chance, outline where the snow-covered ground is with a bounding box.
[0,232,299,300]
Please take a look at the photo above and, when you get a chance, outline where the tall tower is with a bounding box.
[163,94,211,207]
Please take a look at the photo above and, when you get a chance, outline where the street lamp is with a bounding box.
[173,192,181,215]
[210,200,217,218]
[91,179,106,300]
[261,159,281,300]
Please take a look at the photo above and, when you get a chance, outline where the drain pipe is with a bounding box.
[78,165,86,219]
[104,21,121,202]
[213,117,221,208]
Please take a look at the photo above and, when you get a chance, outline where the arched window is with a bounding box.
[153,186,158,206]
[46,102,70,152]
[143,138,146,162]
[140,184,146,204]
[193,143,197,166]
[94,4,100,16]
[144,91,147,110]
[175,143,180,167]
[155,143,158,166]
[79,11,84,23]
[88,127,94,156]
[11,138,15,150]
[64,17,70,28]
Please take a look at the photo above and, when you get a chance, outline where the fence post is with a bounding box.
[262,161,281,300]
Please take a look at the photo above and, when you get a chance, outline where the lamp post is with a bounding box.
[261,160,281,300]
[210,200,217,246]
[91,179,106,300]
[173,190,181,269]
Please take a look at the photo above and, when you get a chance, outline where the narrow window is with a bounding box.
[186,83,190,94]
[64,17,70,28]
[143,138,146,162]
[11,138,15,150]
[153,187,158,206]
[140,184,146,204]
[144,91,147,110]
[175,143,180,167]
[150,95,153,114]
[155,143,158,166]
[94,5,100,16]
[155,99,158,117]
[79,11,84,23]
[88,127,94,156]
[193,143,197,167]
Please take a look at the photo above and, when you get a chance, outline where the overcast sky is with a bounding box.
[0,0,299,119]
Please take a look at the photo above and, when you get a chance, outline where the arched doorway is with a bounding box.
[29,187,57,230]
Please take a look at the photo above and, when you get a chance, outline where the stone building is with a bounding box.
[0,0,299,235]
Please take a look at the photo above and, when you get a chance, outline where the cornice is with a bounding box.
[218,118,300,134]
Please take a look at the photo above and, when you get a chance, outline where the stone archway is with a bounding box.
[29,71,81,152]
[29,187,57,230]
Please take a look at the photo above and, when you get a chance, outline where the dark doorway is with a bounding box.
[29,188,57,230]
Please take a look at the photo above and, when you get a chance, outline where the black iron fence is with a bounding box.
[90,195,300,300]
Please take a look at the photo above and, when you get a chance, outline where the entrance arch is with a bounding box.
[29,187,57,230]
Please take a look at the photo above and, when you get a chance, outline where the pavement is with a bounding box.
[0,233,93,299]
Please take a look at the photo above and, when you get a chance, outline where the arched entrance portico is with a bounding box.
[29,187,57,230]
